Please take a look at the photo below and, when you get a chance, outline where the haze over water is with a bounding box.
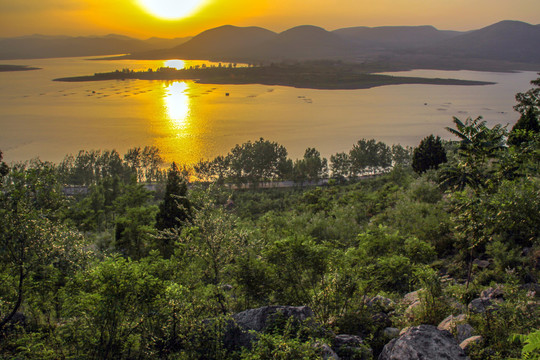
[0,56,536,165]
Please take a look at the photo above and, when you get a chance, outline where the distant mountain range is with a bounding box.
[124,24,463,62]
[332,25,462,51]
[123,20,540,68]
[2,20,540,70]
[0,34,191,60]
[421,20,540,64]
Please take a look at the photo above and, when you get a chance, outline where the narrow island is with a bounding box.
[53,62,494,89]
[0,64,41,72]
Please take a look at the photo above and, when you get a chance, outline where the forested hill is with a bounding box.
[0,75,539,359]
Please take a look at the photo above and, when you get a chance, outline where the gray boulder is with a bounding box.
[468,298,499,314]
[232,305,314,332]
[224,305,315,350]
[333,334,371,360]
[378,325,469,360]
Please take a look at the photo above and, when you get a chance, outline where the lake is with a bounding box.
[0,56,537,165]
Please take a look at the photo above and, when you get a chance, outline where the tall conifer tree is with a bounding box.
[155,162,191,231]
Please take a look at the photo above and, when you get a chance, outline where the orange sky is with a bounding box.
[1,0,539,38]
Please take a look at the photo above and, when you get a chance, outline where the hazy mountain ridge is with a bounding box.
[332,25,463,50]
[0,34,191,60]
[420,20,540,63]
[249,25,356,60]
[3,20,540,69]
[121,20,540,67]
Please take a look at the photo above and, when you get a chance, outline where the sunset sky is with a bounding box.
[1,0,539,38]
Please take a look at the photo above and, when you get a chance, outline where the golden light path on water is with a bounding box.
[164,81,190,131]
[152,60,204,165]
[152,59,250,165]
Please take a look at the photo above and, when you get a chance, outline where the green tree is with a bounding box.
[141,145,164,182]
[349,139,392,176]
[292,148,328,184]
[508,108,540,146]
[412,135,447,174]
[155,163,192,258]
[179,194,248,314]
[0,150,8,184]
[445,116,506,160]
[65,256,165,359]
[392,144,413,167]
[228,138,290,186]
[513,73,540,118]
[440,118,506,191]
[155,162,191,232]
[124,147,143,182]
[0,164,86,333]
[330,152,350,181]
[115,205,158,259]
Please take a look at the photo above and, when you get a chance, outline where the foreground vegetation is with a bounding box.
[0,75,538,359]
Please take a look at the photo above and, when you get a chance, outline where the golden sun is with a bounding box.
[137,0,207,20]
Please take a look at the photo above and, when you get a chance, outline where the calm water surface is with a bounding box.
[0,56,537,164]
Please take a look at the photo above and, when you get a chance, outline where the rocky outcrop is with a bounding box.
[379,325,469,360]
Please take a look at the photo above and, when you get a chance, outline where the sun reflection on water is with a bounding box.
[164,60,186,70]
[163,81,190,133]
[155,80,210,165]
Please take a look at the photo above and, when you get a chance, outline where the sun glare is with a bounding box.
[137,0,207,20]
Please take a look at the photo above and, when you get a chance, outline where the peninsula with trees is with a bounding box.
[53,62,493,90]
[0,64,40,72]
